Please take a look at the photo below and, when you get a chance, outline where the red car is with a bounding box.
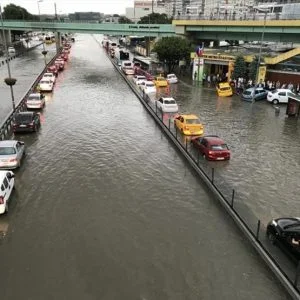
[47,65,58,76]
[191,135,231,161]
[54,60,64,71]
[60,53,68,61]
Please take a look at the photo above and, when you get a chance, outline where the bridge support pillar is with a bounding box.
[0,29,12,46]
[56,32,61,53]
[145,39,151,57]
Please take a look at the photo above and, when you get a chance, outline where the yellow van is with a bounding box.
[216,82,233,97]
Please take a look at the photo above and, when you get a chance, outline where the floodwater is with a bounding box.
[0,34,291,299]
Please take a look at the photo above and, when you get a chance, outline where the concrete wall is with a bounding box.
[0,30,12,46]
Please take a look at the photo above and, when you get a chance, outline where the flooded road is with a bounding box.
[0,35,291,299]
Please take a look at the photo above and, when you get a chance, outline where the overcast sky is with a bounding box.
[1,0,135,15]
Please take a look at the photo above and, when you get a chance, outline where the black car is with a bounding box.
[267,217,300,260]
[12,112,41,133]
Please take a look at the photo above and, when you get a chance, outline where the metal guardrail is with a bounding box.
[101,45,300,299]
[0,48,63,141]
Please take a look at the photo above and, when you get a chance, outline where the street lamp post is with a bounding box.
[37,0,48,66]
[0,5,16,110]
[252,9,268,103]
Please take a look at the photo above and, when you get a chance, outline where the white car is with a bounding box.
[267,89,294,104]
[139,81,157,94]
[133,75,146,85]
[26,93,46,109]
[156,97,179,113]
[42,72,56,84]
[38,79,54,92]
[0,170,15,214]
[167,73,178,84]
[7,46,16,54]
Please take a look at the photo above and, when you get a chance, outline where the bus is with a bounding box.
[132,56,164,75]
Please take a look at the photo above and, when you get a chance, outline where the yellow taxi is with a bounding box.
[216,82,233,97]
[153,76,168,88]
[174,114,204,136]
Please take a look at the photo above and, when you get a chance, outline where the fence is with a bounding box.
[0,47,62,141]
[103,47,300,300]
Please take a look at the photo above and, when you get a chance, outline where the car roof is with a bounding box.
[145,81,154,84]
[28,93,41,97]
[203,136,225,144]
[275,89,291,92]
[179,114,199,119]
[43,72,53,75]
[246,87,264,91]
[219,82,230,87]
[167,74,176,76]
[0,170,12,182]
[161,97,175,101]
[0,140,17,147]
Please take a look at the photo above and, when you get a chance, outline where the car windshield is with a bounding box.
[138,77,146,80]
[243,90,252,96]
[164,100,176,104]
[220,87,231,91]
[15,114,33,123]
[28,95,40,100]
[211,144,228,150]
[186,118,200,124]
[0,147,16,155]
[44,74,52,77]
[124,63,131,67]
[146,83,154,87]
[40,80,50,84]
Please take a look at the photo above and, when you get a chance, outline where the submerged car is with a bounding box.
[191,135,230,161]
[153,76,168,88]
[12,112,41,133]
[26,93,46,109]
[139,81,157,94]
[47,65,58,76]
[38,79,54,92]
[174,114,204,136]
[42,72,56,84]
[267,217,300,260]
[166,73,178,84]
[216,82,233,97]
[0,170,15,214]
[241,87,268,102]
[133,75,146,85]
[0,140,25,169]
[156,97,179,113]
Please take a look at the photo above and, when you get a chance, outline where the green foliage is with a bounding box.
[3,4,38,20]
[232,55,247,79]
[248,55,260,81]
[118,16,133,24]
[153,37,190,72]
[138,13,172,24]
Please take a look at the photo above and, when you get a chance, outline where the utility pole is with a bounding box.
[54,2,58,20]
[152,0,154,14]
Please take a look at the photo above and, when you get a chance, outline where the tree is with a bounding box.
[153,37,191,73]
[138,13,172,24]
[232,55,247,80]
[248,55,260,82]
[118,16,133,24]
[3,4,38,20]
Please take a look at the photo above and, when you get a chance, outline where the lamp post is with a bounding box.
[0,5,16,110]
[252,9,268,103]
[37,0,48,66]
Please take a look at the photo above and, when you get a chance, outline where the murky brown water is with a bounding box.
[0,35,291,299]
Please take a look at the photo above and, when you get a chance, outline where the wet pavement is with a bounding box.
[0,34,292,299]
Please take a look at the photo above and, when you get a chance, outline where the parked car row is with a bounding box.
[241,87,294,104]
[0,42,72,215]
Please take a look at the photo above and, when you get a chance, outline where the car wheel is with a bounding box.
[267,230,276,244]
[34,125,38,132]
[272,99,279,105]
[203,154,206,160]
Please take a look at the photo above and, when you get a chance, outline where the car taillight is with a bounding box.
[184,126,189,130]
[29,122,34,127]
[0,196,4,204]
[209,151,213,155]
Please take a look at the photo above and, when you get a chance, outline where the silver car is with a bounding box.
[0,140,25,169]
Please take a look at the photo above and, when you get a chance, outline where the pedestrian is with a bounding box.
[276,80,280,89]
[207,74,211,87]
[194,71,198,81]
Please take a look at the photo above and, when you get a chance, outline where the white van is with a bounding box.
[0,171,15,214]
[121,60,134,75]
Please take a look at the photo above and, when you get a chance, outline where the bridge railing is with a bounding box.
[174,13,300,21]
[103,44,300,299]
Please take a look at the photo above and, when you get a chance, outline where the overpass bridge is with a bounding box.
[173,19,300,42]
[1,20,175,37]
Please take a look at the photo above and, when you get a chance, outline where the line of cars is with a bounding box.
[0,41,72,215]
[131,73,231,162]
